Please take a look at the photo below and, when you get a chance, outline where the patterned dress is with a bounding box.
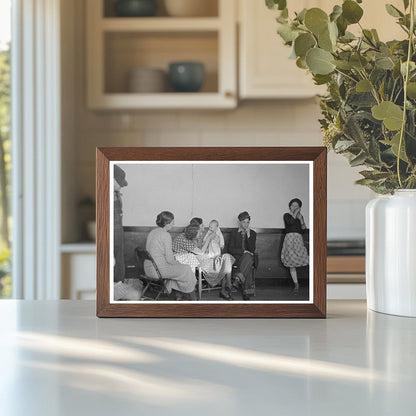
[144,228,196,294]
[281,213,309,268]
[173,232,234,287]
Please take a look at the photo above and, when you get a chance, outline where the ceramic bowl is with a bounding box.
[168,62,205,92]
[128,68,167,93]
[114,0,158,17]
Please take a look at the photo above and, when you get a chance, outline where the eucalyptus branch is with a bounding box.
[397,0,415,188]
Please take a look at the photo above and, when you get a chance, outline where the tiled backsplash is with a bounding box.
[72,101,374,241]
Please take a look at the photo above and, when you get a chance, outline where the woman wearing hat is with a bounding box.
[227,211,257,300]
[281,198,309,293]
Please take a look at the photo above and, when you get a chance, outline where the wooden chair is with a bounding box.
[135,247,166,300]
[196,267,223,300]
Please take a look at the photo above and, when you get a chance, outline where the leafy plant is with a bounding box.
[266,0,416,193]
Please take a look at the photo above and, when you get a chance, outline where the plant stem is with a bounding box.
[397,0,415,188]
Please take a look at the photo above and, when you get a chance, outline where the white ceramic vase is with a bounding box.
[366,190,416,317]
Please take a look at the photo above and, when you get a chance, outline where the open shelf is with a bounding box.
[101,17,221,31]
[87,0,236,109]
[104,31,218,94]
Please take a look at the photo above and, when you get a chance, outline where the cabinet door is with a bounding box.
[239,0,326,99]
[239,0,404,99]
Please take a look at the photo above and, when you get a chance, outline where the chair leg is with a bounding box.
[197,268,202,300]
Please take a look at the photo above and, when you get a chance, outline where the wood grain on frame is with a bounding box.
[96,147,327,318]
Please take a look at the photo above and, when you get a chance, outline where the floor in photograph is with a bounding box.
[145,279,310,302]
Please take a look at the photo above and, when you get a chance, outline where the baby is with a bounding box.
[203,219,225,258]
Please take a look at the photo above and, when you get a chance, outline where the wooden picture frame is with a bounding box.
[96,147,327,318]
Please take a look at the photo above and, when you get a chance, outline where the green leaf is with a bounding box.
[318,27,334,52]
[266,0,287,11]
[333,60,352,70]
[336,15,348,36]
[375,55,395,70]
[313,74,332,85]
[350,54,368,70]
[306,48,335,75]
[372,101,404,131]
[277,23,298,43]
[356,79,372,92]
[371,29,380,43]
[330,5,342,22]
[342,0,364,24]
[296,57,308,69]
[334,140,355,151]
[339,31,356,43]
[381,132,408,162]
[294,33,316,58]
[407,82,416,99]
[385,4,404,18]
[304,8,329,35]
[350,151,368,167]
[296,8,307,23]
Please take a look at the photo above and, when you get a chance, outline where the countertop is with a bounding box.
[0,300,415,415]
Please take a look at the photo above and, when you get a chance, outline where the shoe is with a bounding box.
[243,293,250,301]
[232,273,243,289]
[219,292,233,301]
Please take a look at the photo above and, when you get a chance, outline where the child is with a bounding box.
[203,220,225,259]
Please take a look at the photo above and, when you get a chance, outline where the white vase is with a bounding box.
[366,190,416,317]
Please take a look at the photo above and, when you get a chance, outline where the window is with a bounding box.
[0,0,11,298]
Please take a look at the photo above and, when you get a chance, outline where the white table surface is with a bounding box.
[0,300,415,416]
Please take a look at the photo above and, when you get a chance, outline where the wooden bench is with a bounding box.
[123,226,309,282]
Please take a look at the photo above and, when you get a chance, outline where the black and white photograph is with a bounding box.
[110,161,313,304]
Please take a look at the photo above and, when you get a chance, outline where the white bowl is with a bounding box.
[164,0,218,17]
[128,68,167,93]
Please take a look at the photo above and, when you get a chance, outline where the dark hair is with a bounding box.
[156,211,174,228]
[289,198,302,208]
[190,217,203,226]
[184,224,199,240]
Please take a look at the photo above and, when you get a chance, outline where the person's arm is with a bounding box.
[164,233,179,265]
[228,230,243,256]
[193,232,214,255]
[297,212,307,230]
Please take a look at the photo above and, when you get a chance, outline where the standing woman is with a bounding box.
[145,211,197,300]
[281,198,309,293]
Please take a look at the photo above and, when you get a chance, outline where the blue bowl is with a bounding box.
[114,0,157,17]
[168,62,205,93]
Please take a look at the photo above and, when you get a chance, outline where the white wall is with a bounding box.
[120,163,310,228]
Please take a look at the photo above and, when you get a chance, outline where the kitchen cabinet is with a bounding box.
[86,0,237,109]
[238,0,404,99]
[238,0,325,99]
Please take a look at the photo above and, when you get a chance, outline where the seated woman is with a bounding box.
[173,224,235,300]
[145,211,197,300]
[227,211,257,301]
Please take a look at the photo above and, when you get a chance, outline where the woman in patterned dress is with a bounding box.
[173,224,235,300]
[281,198,309,293]
[144,211,197,300]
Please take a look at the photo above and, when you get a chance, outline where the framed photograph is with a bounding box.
[96,147,327,318]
